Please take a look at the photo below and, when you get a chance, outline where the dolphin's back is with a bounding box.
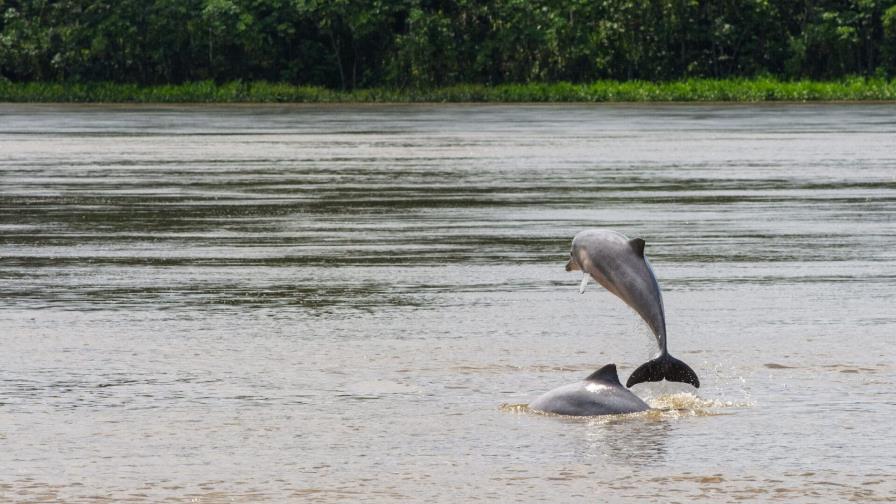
[529,381,650,416]
[529,364,650,416]
[572,229,667,349]
[568,229,700,388]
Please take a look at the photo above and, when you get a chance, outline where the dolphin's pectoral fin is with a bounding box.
[629,238,646,257]
[565,257,580,272]
[579,273,590,294]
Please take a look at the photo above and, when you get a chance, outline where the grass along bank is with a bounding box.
[1,78,895,103]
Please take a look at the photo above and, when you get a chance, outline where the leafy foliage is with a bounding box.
[2,0,896,86]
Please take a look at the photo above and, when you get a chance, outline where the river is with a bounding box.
[1,103,894,502]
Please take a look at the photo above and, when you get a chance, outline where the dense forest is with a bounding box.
[2,0,896,88]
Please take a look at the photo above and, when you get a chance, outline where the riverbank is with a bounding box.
[2,78,895,103]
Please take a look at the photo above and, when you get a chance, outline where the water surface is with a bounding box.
[1,103,895,502]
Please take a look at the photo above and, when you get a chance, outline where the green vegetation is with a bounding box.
[5,1,896,87]
[3,1,896,101]
[2,78,895,102]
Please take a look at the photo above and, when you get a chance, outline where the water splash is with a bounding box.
[647,392,752,417]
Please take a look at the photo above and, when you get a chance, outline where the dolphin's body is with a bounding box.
[529,364,650,416]
[567,229,700,388]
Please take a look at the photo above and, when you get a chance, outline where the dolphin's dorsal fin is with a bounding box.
[629,238,645,257]
[584,364,620,385]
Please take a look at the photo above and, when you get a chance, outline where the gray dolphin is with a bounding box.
[529,364,650,416]
[567,229,700,388]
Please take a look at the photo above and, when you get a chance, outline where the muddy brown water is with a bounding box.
[1,104,894,502]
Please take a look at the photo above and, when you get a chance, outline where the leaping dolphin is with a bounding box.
[567,229,700,388]
[529,364,650,416]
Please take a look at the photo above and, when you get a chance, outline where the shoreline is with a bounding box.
[2,78,895,103]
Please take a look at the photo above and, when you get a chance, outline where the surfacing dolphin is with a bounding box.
[567,229,700,388]
[529,364,650,416]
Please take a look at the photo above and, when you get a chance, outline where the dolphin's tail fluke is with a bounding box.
[626,353,700,388]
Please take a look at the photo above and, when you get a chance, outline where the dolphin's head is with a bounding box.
[567,236,594,294]
[567,231,599,273]
[566,230,628,295]
[566,232,591,272]
[565,251,581,272]
[567,229,641,274]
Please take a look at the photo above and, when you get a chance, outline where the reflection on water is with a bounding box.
[581,417,672,466]
[1,104,895,502]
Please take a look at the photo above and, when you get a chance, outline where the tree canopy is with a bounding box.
[2,0,896,87]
